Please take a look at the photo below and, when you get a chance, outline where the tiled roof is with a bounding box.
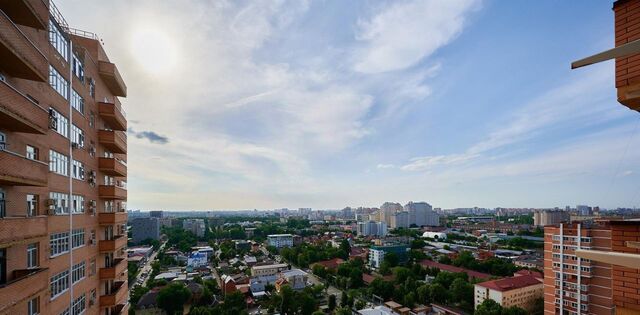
[419,260,491,279]
[475,274,542,292]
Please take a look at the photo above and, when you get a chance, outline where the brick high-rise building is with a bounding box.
[0,1,128,315]
[544,221,640,315]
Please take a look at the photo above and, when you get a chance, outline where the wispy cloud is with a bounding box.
[128,128,169,144]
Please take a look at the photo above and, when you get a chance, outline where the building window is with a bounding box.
[27,297,39,315]
[89,112,95,128]
[48,20,68,61]
[49,192,69,214]
[72,54,84,82]
[71,195,85,214]
[89,258,96,276]
[88,78,95,98]
[72,293,86,315]
[71,160,85,180]
[27,194,38,217]
[26,145,38,160]
[49,108,69,138]
[71,89,84,114]
[71,124,84,148]
[50,231,69,257]
[71,261,85,283]
[49,65,68,99]
[72,229,85,248]
[49,150,69,176]
[50,269,69,299]
[27,243,38,268]
[0,189,4,218]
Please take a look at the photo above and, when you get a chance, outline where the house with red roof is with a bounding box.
[473,274,543,311]
[419,260,491,280]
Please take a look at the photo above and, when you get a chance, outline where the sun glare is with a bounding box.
[130,27,178,75]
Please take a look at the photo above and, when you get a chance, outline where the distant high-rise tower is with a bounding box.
[404,201,440,227]
[0,1,129,314]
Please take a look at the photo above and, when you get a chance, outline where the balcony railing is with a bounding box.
[100,280,127,307]
[98,157,127,177]
[98,61,127,97]
[0,268,48,313]
[0,149,48,186]
[0,0,48,30]
[98,130,127,154]
[99,258,126,280]
[0,215,47,245]
[99,184,127,200]
[0,9,48,82]
[99,234,127,252]
[98,101,126,131]
[0,80,48,134]
[98,211,127,225]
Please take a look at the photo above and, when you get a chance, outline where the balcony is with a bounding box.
[98,130,127,154]
[0,10,47,82]
[0,268,48,312]
[0,149,47,186]
[0,0,48,30]
[98,211,127,225]
[98,61,127,97]
[99,281,127,307]
[99,234,127,252]
[98,101,127,131]
[0,215,47,246]
[99,184,127,200]
[98,157,127,177]
[0,80,48,134]
[99,258,126,280]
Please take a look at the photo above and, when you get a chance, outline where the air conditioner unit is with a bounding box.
[91,200,97,207]
[45,199,56,206]
[72,142,80,149]
[48,207,57,215]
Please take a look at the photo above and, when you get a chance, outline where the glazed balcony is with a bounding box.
[98,61,127,97]
[98,184,127,200]
[0,10,47,82]
[100,280,127,307]
[99,258,126,280]
[99,234,126,252]
[0,80,48,134]
[0,215,47,246]
[98,130,127,154]
[98,211,127,225]
[0,0,48,30]
[0,268,48,312]
[98,157,127,177]
[0,149,48,186]
[98,101,126,131]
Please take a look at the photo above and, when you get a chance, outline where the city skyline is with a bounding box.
[58,0,640,210]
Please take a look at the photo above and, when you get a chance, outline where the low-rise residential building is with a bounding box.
[369,244,410,269]
[474,274,543,311]
[250,263,290,277]
[267,234,294,248]
[278,269,309,291]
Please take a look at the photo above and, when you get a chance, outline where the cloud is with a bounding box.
[353,0,479,73]
[128,128,169,144]
[377,164,396,169]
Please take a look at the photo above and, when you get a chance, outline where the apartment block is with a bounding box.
[182,218,206,238]
[0,1,128,314]
[474,274,543,311]
[544,221,640,315]
[130,217,160,244]
[267,234,293,249]
[534,210,569,227]
[356,221,388,237]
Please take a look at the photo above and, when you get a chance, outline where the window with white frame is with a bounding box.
[50,231,69,257]
[71,293,86,315]
[50,269,69,299]
[89,78,95,98]
[71,195,84,214]
[71,229,85,248]
[26,194,37,217]
[49,20,68,61]
[71,89,84,114]
[49,192,69,214]
[71,261,85,283]
[27,297,39,315]
[49,108,69,138]
[49,150,69,176]
[71,159,84,180]
[71,125,84,147]
[72,54,84,82]
[49,65,68,99]
[27,243,38,268]
[26,145,38,160]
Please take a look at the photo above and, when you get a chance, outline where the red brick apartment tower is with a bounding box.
[0,1,128,314]
[544,221,640,315]
[615,0,640,111]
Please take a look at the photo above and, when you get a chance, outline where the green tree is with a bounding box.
[475,299,503,315]
[428,283,448,303]
[340,291,348,307]
[328,294,337,311]
[531,297,544,315]
[156,283,191,315]
[450,278,473,305]
[129,286,149,305]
